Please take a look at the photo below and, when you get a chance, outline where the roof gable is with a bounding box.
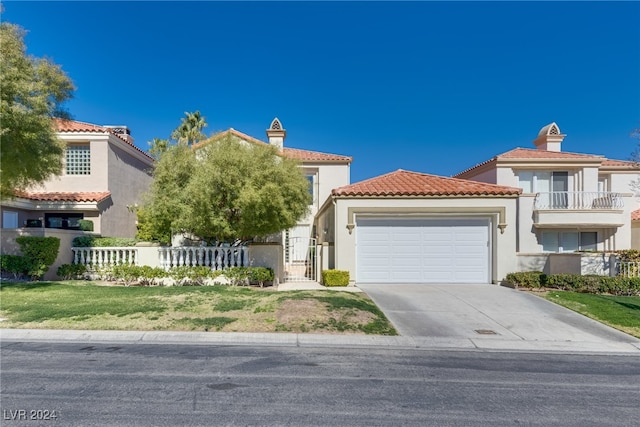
[193,128,352,163]
[332,169,521,197]
[54,118,154,161]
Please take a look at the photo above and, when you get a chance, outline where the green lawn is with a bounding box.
[0,281,396,335]
[545,291,640,338]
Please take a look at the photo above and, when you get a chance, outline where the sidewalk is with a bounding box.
[2,328,639,355]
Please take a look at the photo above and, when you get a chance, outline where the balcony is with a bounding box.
[533,192,624,210]
[532,192,625,228]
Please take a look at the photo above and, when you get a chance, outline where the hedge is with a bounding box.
[504,272,640,296]
[0,254,32,279]
[322,270,350,287]
[15,236,60,279]
[72,236,140,247]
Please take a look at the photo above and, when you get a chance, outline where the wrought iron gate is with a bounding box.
[284,236,317,282]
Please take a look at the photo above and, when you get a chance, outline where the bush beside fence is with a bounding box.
[504,271,640,296]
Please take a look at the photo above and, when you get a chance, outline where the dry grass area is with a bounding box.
[0,281,396,335]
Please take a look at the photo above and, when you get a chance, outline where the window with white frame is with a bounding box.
[516,171,568,193]
[66,144,91,175]
[305,172,317,206]
[541,231,597,253]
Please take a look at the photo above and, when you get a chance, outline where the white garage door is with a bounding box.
[356,217,490,284]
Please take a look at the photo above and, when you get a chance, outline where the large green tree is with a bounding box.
[139,134,310,244]
[0,22,75,198]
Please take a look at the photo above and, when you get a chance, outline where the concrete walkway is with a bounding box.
[358,283,640,354]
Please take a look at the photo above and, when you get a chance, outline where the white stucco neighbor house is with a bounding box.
[454,122,640,271]
[192,118,352,281]
[314,169,522,284]
[0,119,155,237]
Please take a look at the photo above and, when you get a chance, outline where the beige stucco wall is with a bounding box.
[102,140,153,237]
[299,162,350,225]
[329,196,518,284]
[632,222,640,249]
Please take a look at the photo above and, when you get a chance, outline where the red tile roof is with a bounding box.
[332,170,521,197]
[53,118,154,161]
[632,209,640,221]
[283,147,352,162]
[455,148,605,177]
[194,128,351,162]
[601,159,639,168]
[15,191,111,203]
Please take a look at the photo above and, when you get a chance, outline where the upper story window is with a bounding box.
[66,144,90,175]
[305,172,318,206]
[517,171,568,193]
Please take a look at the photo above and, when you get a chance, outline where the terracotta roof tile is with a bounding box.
[282,147,352,162]
[332,170,521,197]
[194,128,351,162]
[497,148,603,160]
[15,191,111,203]
[455,148,605,178]
[53,118,154,161]
[601,159,639,168]
[632,209,640,221]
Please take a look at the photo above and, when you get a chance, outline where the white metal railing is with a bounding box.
[617,261,640,278]
[157,246,249,271]
[534,192,623,210]
[72,247,138,267]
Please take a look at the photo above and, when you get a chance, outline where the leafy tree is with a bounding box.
[0,22,75,198]
[139,134,310,244]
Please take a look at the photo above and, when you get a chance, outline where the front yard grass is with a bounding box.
[545,291,640,338]
[0,281,397,335]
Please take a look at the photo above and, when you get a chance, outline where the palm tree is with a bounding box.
[171,111,208,146]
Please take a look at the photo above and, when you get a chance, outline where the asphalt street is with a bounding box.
[2,340,639,426]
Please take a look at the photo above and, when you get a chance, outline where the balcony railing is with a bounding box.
[534,192,624,210]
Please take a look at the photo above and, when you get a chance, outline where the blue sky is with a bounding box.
[4,1,639,183]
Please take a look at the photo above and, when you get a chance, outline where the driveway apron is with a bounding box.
[358,284,640,348]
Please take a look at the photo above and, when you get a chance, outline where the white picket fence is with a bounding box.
[71,246,249,271]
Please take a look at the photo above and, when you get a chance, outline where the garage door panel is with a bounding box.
[357,217,490,284]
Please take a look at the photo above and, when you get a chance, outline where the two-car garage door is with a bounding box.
[356,217,490,284]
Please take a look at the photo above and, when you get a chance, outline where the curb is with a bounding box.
[2,329,640,355]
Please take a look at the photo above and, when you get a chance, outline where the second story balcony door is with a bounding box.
[535,171,568,209]
[551,172,569,208]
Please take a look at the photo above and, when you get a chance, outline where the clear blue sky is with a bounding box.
[4,1,640,183]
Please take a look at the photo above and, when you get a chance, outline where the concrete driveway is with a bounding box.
[358,283,640,353]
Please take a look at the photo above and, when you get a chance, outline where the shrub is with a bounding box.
[168,266,220,286]
[0,254,32,279]
[322,270,350,287]
[504,271,640,296]
[111,264,142,286]
[15,236,60,279]
[503,271,546,288]
[224,267,250,286]
[247,267,274,287]
[78,219,94,231]
[56,263,87,280]
[72,236,140,247]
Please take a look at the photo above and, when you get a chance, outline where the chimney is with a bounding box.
[533,122,565,152]
[266,118,286,151]
[105,126,135,145]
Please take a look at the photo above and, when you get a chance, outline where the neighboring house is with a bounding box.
[314,169,522,284]
[454,122,640,268]
[192,118,352,281]
[0,119,154,237]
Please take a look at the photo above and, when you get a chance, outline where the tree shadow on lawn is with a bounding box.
[0,281,61,291]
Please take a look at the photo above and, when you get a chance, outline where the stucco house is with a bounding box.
[313,122,639,285]
[192,118,352,281]
[0,119,154,237]
[453,122,640,272]
[314,170,522,284]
